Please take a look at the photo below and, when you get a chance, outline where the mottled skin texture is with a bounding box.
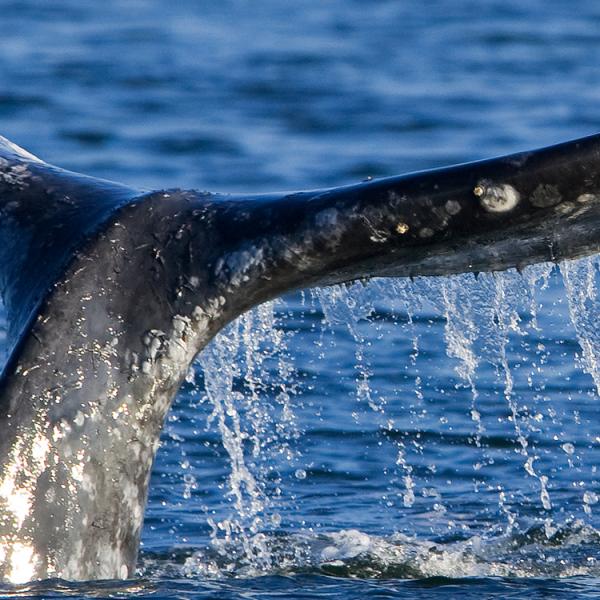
[1,134,600,581]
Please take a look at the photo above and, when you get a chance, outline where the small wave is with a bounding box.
[138,520,600,581]
[0,577,153,598]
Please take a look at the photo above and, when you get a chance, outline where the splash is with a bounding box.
[0,301,6,373]
[172,257,600,580]
[188,301,298,569]
[139,520,600,580]
[560,256,600,395]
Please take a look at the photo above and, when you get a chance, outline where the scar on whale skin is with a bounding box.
[0,133,600,582]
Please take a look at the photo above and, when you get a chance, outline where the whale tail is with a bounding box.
[0,134,600,581]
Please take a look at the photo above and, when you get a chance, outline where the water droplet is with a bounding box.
[561,442,575,455]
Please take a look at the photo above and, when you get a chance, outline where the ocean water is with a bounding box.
[1,1,600,598]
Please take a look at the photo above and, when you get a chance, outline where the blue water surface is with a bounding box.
[1,1,600,598]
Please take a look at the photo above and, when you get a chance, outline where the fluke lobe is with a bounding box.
[0,134,599,582]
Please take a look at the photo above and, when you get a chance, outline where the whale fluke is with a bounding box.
[0,133,600,582]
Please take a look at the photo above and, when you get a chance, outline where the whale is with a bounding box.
[0,133,600,582]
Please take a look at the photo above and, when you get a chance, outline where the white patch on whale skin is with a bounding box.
[445,200,462,215]
[217,245,267,289]
[315,208,354,244]
[0,480,31,529]
[192,306,210,331]
[475,182,520,213]
[0,160,31,189]
[315,207,339,229]
[0,428,52,532]
[31,435,50,465]
[143,330,165,362]
[52,420,72,442]
[61,540,84,581]
[577,193,599,203]
[171,315,190,338]
[6,542,37,584]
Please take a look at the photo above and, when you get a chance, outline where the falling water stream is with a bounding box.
[134,257,600,582]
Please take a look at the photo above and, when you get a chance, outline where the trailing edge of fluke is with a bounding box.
[0,133,599,582]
